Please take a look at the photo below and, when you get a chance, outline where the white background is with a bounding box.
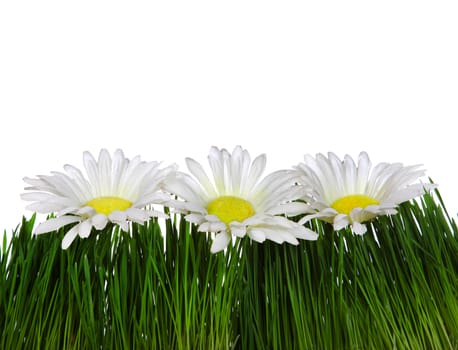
[1,1,457,239]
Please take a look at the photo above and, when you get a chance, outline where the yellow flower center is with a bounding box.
[331,194,379,215]
[86,196,132,215]
[207,196,255,224]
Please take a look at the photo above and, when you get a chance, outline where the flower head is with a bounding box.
[22,149,176,248]
[295,152,436,234]
[165,146,318,253]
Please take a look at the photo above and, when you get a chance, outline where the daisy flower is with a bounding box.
[22,149,176,249]
[295,152,436,235]
[165,146,318,253]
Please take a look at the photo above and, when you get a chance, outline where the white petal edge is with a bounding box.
[210,232,231,253]
[34,216,81,235]
[351,222,367,235]
[230,222,247,237]
[92,214,108,230]
[62,224,80,249]
[79,220,93,238]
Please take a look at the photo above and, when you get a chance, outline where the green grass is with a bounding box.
[1,190,458,349]
[238,192,458,349]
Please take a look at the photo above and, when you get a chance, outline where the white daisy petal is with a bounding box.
[265,229,299,245]
[299,207,338,225]
[297,227,320,241]
[63,164,93,199]
[298,213,319,225]
[118,221,129,232]
[21,192,55,202]
[133,192,172,208]
[350,207,375,223]
[62,224,80,249]
[57,206,80,216]
[185,157,218,198]
[92,214,108,230]
[243,154,266,195]
[267,202,309,216]
[264,217,318,241]
[98,149,113,194]
[83,151,100,196]
[228,145,247,194]
[351,222,367,235]
[76,206,95,216]
[184,213,205,224]
[166,199,206,214]
[204,214,222,223]
[118,155,142,195]
[356,152,371,193]
[111,149,127,191]
[46,172,86,204]
[334,214,350,231]
[126,207,150,223]
[198,221,227,232]
[210,232,231,253]
[23,176,46,188]
[230,222,247,237]
[343,154,357,194]
[241,214,271,226]
[109,210,128,222]
[165,174,207,204]
[237,149,252,195]
[247,228,267,243]
[78,220,93,238]
[383,208,398,216]
[384,183,436,204]
[34,216,81,235]
[181,201,207,214]
[208,146,226,193]
[247,218,305,244]
[25,201,68,214]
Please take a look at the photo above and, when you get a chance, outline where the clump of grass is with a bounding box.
[1,190,457,349]
[0,214,242,349]
[238,190,458,349]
